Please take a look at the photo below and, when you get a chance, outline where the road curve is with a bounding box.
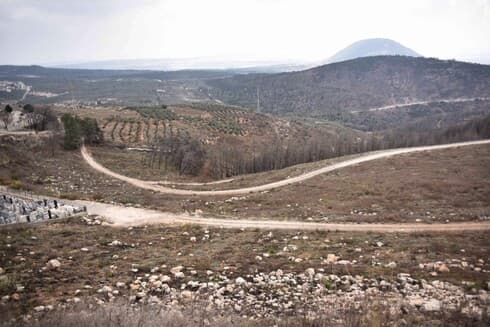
[81,139,490,196]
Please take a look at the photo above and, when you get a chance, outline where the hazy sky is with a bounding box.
[1,0,490,65]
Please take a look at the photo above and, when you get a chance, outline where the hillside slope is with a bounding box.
[205,56,490,120]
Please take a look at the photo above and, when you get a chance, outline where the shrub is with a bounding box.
[9,180,22,190]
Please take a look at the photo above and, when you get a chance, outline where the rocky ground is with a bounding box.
[0,216,488,325]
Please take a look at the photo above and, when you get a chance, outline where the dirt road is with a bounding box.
[81,139,490,196]
[2,186,490,232]
[69,200,490,232]
[350,97,490,113]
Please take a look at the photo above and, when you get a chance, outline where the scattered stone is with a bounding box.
[324,254,338,264]
[46,259,61,270]
[386,262,397,269]
[33,306,45,312]
[108,240,123,246]
[235,277,247,286]
[423,299,441,312]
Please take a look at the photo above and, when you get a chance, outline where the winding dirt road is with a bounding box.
[82,139,490,196]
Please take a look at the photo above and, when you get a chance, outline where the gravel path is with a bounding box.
[72,200,490,232]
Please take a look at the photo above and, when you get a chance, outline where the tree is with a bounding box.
[60,113,103,150]
[61,114,82,150]
[22,104,34,113]
[1,105,13,130]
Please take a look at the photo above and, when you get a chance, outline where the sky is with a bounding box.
[1,0,490,66]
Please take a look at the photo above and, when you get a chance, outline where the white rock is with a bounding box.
[33,306,45,312]
[46,259,61,270]
[386,262,397,269]
[80,248,89,252]
[423,299,441,312]
[235,277,247,286]
[171,266,184,275]
[161,275,172,283]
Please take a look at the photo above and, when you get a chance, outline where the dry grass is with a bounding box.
[1,298,487,327]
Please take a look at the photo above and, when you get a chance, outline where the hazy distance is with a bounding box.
[1,0,490,67]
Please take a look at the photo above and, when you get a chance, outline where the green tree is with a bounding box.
[61,113,82,150]
[60,114,103,150]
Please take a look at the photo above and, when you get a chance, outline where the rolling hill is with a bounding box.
[205,56,490,129]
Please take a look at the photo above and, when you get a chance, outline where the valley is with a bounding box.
[1,55,489,326]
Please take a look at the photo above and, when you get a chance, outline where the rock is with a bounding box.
[116,282,126,288]
[325,254,338,264]
[255,256,263,261]
[174,272,185,279]
[109,240,122,246]
[46,259,61,270]
[0,267,4,275]
[33,306,45,312]
[376,242,384,247]
[171,266,183,275]
[423,299,441,312]
[161,275,172,283]
[235,277,247,286]
[98,286,113,293]
[305,268,315,277]
[190,236,197,242]
[386,262,397,269]
[11,293,20,301]
[181,290,193,299]
[80,248,89,252]
[438,264,450,273]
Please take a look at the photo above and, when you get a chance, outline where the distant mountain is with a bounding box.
[326,38,420,64]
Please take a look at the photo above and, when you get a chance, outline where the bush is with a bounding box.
[9,180,22,190]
